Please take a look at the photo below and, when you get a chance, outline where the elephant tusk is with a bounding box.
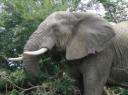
[24,48,48,55]
[8,57,23,61]
[109,22,116,25]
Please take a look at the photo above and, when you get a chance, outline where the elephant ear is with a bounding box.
[66,13,115,60]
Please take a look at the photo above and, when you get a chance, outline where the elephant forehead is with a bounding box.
[49,11,77,23]
[50,11,66,17]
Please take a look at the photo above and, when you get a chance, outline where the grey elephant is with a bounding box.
[9,11,128,95]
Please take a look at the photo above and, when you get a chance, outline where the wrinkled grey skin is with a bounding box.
[23,11,128,95]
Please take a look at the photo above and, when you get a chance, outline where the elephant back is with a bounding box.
[109,21,128,87]
[112,21,128,67]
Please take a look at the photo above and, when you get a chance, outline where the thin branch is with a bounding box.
[6,78,25,91]
[19,85,45,95]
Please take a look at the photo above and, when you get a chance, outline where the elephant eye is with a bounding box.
[52,24,59,32]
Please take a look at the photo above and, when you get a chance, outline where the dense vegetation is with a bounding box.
[0,0,128,95]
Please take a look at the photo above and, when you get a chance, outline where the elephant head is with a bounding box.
[14,11,115,77]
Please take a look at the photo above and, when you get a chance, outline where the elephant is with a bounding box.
[9,11,128,95]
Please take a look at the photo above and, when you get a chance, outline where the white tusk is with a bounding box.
[24,48,48,55]
[8,57,23,61]
[109,22,116,26]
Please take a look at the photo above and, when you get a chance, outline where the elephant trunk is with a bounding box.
[23,54,40,78]
[23,22,55,77]
[23,40,54,77]
[23,48,48,77]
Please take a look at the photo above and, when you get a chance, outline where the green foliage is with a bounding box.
[9,89,19,95]
[100,0,107,3]
[0,62,74,95]
[9,69,27,84]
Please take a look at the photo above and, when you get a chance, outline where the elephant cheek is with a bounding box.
[40,36,56,50]
[23,54,41,78]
